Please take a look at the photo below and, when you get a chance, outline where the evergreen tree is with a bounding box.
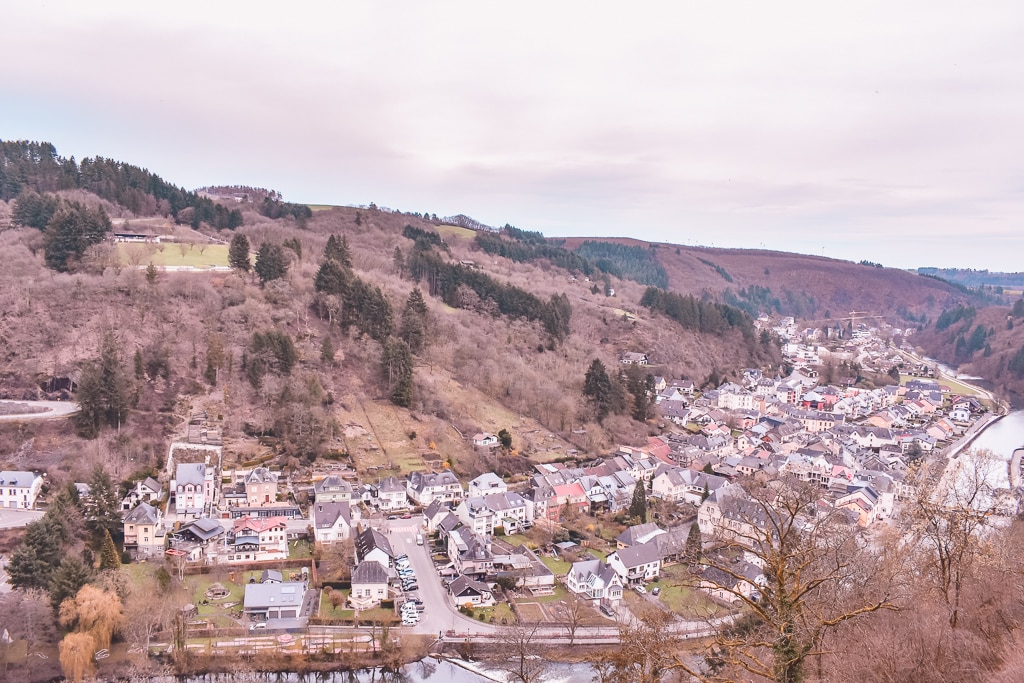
[48,557,91,611]
[133,348,145,380]
[254,241,288,283]
[624,365,656,422]
[324,234,352,268]
[43,200,111,272]
[381,337,414,407]
[228,233,251,272]
[6,515,67,591]
[12,190,60,229]
[399,288,429,353]
[393,246,405,276]
[583,359,614,423]
[629,483,647,523]
[320,335,335,364]
[76,332,133,438]
[498,428,513,452]
[85,466,122,542]
[314,257,351,296]
[145,262,158,284]
[684,522,703,566]
[99,529,122,570]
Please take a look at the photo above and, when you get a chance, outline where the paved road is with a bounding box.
[374,518,728,644]
[0,400,79,421]
[0,508,44,529]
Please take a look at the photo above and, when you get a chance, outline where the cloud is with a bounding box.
[2,1,1024,269]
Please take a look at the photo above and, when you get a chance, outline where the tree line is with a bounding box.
[474,228,595,275]
[1,138,243,228]
[640,286,755,340]
[406,243,571,342]
[574,240,670,289]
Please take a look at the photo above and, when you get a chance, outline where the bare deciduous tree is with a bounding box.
[558,592,586,645]
[493,622,548,683]
[684,477,899,683]
[914,448,1001,628]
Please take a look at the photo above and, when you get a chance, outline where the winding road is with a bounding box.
[0,400,79,421]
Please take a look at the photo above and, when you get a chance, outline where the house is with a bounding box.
[620,352,650,365]
[835,487,880,527]
[227,516,289,562]
[468,472,507,496]
[243,581,308,622]
[174,463,213,515]
[456,491,530,536]
[376,477,410,511]
[407,471,464,507]
[355,528,395,568]
[699,561,764,604]
[349,561,390,609]
[312,501,359,544]
[243,467,279,506]
[490,540,556,592]
[0,471,43,509]
[949,406,972,423]
[472,433,500,450]
[122,502,164,558]
[566,558,625,603]
[447,528,493,578]
[606,544,661,584]
[120,476,163,511]
[169,517,226,563]
[314,474,354,503]
[615,522,665,549]
[423,500,454,533]
[651,466,730,506]
[448,575,495,607]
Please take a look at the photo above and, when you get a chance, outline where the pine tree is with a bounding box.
[228,233,251,272]
[99,528,122,570]
[254,241,288,283]
[583,359,614,423]
[684,522,702,566]
[321,335,335,364]
[324,234,352,268]
[76,332,133,438]
[133,348,145,380]
[399,288,429,353]
[381,337,414,407]
[145,262,158,284]
[629,483,647,523]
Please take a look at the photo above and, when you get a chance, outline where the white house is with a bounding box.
[0,471,43,509]
[227,516,289,563]
[312,501,359,544]
[376,477,410,511]
[407,470,463,507]
[174,463,213,515]
[606,544,661,585]
[566,559,624,603]
[651,466,730,506]
[468,472,507,497]
[349,560,390,609]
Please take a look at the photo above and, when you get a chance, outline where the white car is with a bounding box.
[634,585,647,595]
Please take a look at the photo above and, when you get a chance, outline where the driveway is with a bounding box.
[0,508,44,529]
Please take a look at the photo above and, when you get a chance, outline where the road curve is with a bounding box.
[0,400,80,421]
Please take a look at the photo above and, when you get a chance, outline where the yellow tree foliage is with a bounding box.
[59,584,124,651]
[59,631,96,683]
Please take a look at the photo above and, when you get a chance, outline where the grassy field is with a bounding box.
[436,224,476,240]
[349,400,430,474]
[901,373,985,398]
[307,204,338,212]
[118,242,231,268]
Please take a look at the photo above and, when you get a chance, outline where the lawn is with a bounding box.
[465,602,516,626]
[319,589,355,619]
[307,204,338,212]
[118,243,231,268]
[436,224,476,240]
[289,539,313,559]
[540,556,571,576]
[348,400,429,475]
[525,585,570,604]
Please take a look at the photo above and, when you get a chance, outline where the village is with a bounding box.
[0,314,1006,662]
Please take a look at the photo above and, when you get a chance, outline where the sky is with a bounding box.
[3,1,1024,271]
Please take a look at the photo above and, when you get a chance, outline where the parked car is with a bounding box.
[634,585,647,595]
[651,586,661,596]
[599,604,615,617]
[249,622,267,631]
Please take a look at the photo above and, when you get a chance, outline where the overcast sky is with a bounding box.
[3,1,1023,270]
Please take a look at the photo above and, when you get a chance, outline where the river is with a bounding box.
[162,658,595,683]
[959,409,1024,490]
